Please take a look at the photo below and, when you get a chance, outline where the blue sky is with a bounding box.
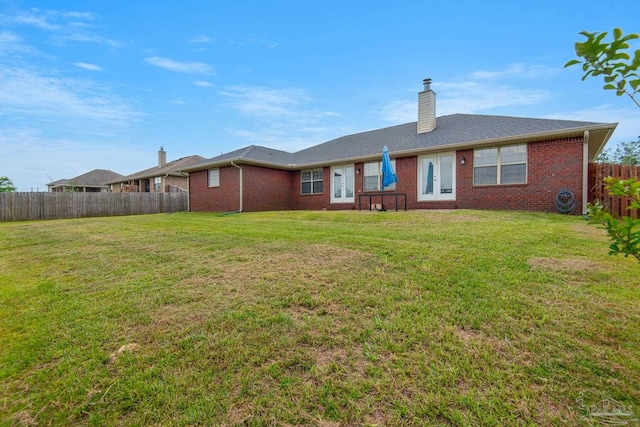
[1,0,639,191]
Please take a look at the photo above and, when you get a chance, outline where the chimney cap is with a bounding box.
[423,78,432,90]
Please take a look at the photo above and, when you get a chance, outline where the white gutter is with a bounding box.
[582,130,590,217]
[231,161,243,212]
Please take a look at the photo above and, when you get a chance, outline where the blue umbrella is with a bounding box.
[381,145,398,189]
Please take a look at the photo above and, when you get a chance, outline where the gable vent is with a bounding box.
[418,78,436,133]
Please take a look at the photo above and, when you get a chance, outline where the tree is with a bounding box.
[565,28,640,108]
[0,176,17,192]
[589,178,640,261]
[566,28,640,262]
[596,137,640,165]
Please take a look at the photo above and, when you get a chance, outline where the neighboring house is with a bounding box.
[106,148,205,193]
[182,79,617,215]
[47,169,124,192]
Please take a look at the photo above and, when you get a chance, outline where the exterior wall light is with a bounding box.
[461,156,466,165]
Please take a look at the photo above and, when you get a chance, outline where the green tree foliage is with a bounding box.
[565,28,640,108]
[567,28,640,261]
[589,178,640,261]
[596,136,640,165]
[0,176,17,192]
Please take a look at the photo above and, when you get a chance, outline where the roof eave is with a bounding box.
[180,158,298,173]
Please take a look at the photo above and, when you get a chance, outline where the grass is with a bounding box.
[0,209,638,426]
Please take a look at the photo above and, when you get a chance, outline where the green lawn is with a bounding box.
[1,210,638,426]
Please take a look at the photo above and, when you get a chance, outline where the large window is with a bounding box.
[154,177,162,191]
[208,168,220,187]
[474,144,527,185]
[301,168,323,194]
[363,160,396,191]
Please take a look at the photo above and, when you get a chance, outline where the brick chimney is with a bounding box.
[158,147,166,168]
[417,78,436,133]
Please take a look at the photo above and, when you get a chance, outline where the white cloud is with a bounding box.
[219,85,343,151]
[0,65,140,128]
[379,100,416,124]
[468,63,560,80]
[55,33,123,48]
[9,12,60,30]
[379,64,557,123]
[219,85,314,118]
[194,80,212,87]
[437,80,551,116]
[145,56,213,74]
[171,100,187,106]
[0,30,37,56]
[1,8,96,31]
[545,104,640,145]
[73,62,102,71]
[1,8,121,49]
[189,36,213,43]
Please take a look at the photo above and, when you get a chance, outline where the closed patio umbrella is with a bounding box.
[381,145,398,189]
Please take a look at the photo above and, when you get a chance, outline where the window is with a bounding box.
[301,168,323,194]
[154,177,162,191]
[208,168,220,187]
[474,144,527,185]
[363,160,396,191]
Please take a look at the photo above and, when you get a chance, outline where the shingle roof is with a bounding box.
[47,169,124,188]
[105,155,205,184]
[182,113,617,171]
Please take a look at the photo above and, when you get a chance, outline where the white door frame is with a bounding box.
[331,164,355,203]
[418,152,456,201]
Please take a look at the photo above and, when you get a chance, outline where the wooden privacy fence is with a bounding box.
[0,192,188,222]
[588,163,640,219]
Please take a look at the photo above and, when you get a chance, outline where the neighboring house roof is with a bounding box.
[182,113,617,172]
[47,169,124,189]
[105,155,206,184]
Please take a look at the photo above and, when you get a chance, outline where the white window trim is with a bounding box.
[301,168,323,195]
[208,168,220,187]
[363,160,396,192]
[473,144,527,186]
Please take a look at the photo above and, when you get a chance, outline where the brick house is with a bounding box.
[106,148,204,193]
[182,79,617,215]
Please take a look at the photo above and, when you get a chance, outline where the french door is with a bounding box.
[331,164,354,203]
[418,153,456,201]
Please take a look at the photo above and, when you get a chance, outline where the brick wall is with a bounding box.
[189,166,241,212]
[242,165,293,211]
[189,165,293,212]
[189,136,585,214]
[456,137,584,213]
[292,168,330,210]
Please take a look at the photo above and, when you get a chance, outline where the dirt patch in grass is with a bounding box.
[108,343,139,365]
[215,243,374,282]
[528,257,603,273]
[11,410,37,426]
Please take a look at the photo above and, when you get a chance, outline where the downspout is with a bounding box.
[231,161,243,212]
[582,130,590,217]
